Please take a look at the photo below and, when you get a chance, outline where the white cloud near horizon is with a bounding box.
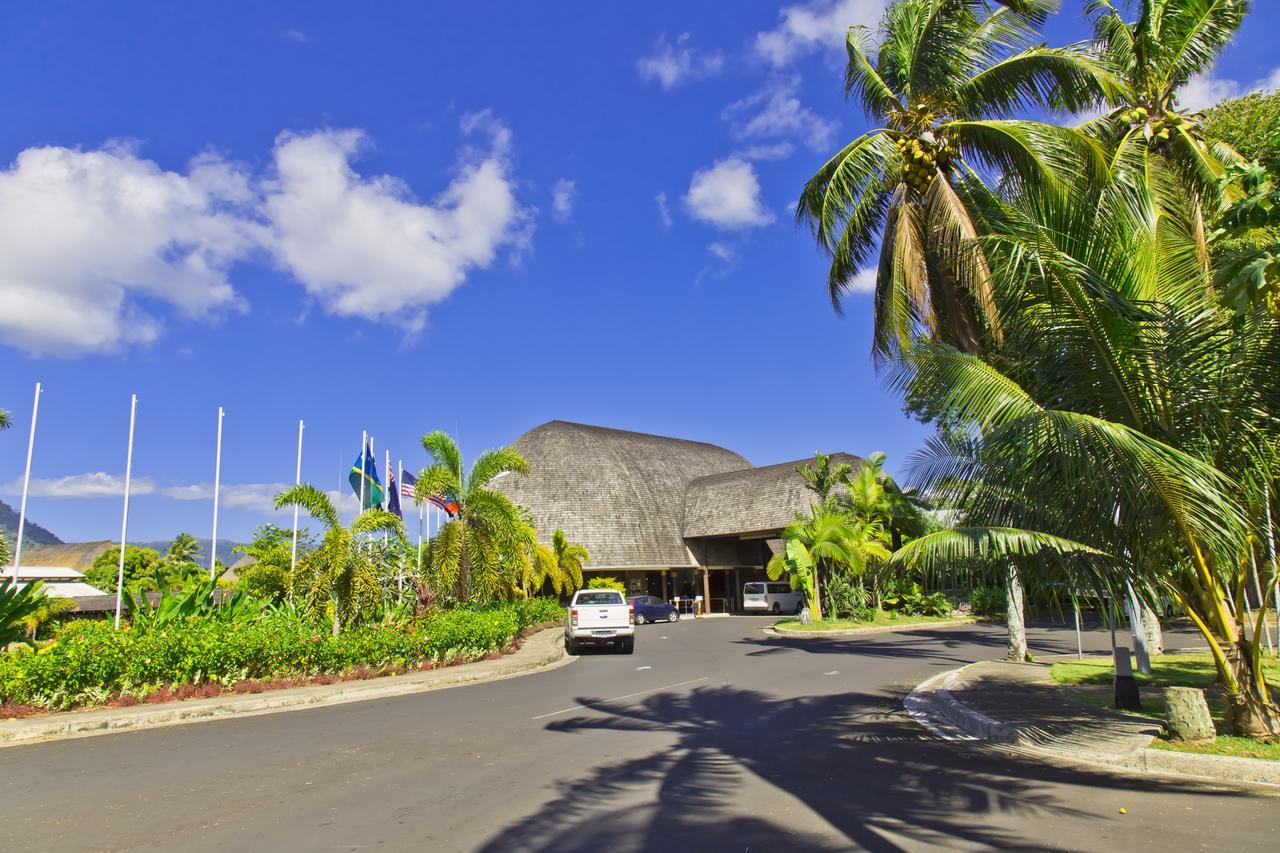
[684,158,774,229]
[551,178,576,221]
[636,33,725,89]
[755,0,886,67]
[263,112,531,336]
[3,472,158,499]
[1177,65,1280,112]
[0,144,261,356]
[724,78,837,152]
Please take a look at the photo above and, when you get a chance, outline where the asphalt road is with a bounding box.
[1,617,1276,852]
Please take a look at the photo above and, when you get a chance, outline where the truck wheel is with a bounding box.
[564,636,578,655]
[620,637,635,655]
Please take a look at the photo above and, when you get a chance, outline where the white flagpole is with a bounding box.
[396,457,404,591]
[9,381,41,588]
[290,419,304,573]
[114,394,137,628]
[359,431,367,515]
[384,448,391,514]
[417,500,425,577]
[209,406,224,583]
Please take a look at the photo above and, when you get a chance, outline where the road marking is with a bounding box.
[824,670,839,676]
[530,677,709,720]
[636,666,652,671]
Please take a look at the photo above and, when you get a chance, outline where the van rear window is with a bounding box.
[577,591,625,605]
[744,583,766,594]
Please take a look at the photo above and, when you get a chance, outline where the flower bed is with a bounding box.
[0,597,563,715]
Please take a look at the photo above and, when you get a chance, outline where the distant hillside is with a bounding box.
[138,538,246,568]
[0,498,62,546]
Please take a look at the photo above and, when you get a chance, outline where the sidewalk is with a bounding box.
[907,660,1280,788]
[0,626,571,748]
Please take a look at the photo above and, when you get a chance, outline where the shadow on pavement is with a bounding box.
[477,683,1245,852]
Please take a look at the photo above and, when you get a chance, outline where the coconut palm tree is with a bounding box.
[768,505,891,622]
[550,530,588,596]
[414,430,534,603]
[795,452,854,506]
[798,0,1118,359]
[1084,0,1248,209]
[888,157,1280,736]
[0,409,10,429]
[165,532,201,565]
[274,484,404,636]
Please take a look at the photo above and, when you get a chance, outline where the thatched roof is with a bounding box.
[493,420,751,568]
[682,453,865,538]
[19,540,115,573]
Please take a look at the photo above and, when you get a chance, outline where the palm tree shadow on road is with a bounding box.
[475,684,1244,852]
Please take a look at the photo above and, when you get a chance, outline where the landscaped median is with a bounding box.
[772,612,977,636]
[1,598,564,718]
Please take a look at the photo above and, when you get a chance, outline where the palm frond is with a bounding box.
[274,484,339,530]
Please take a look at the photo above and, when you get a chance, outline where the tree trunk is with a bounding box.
[1141,602,1164,657]
[812,566,823,623]
[1224,636,1280,739]
[1006,564,1028,662]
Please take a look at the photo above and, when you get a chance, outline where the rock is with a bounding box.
[5,641,34,657]
[1164,686,1215,743]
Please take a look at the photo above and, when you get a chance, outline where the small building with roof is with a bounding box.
[493,420,862,612]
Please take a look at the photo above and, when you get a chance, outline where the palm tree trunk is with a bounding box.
[1141,602,1164,656]
[812,566,823,623]
[1006,564,1028,662]
[1225,634,1280,738]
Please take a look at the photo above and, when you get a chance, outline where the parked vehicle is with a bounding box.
[627,595,679,625]
[565,589,635,654]
[742,581,803,615]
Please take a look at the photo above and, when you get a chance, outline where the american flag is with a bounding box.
[400,469,418,500]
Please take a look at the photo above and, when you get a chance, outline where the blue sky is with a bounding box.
[1,1,1276,544]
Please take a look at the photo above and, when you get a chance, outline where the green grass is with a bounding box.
[1051,653,1280,761]
[774,611,964,632]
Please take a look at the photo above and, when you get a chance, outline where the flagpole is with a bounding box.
[359,431,367,515]
[114,394,137,628]
[209,406,224,583]
[290,419,304,574]
[396,457,404,592]
[9,382,41,588]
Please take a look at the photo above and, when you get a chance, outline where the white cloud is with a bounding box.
[847,267,877,293]
[162,482,294,513]
[707,242,735,262]
[0,144,260,356]
[1177,65,1280,111]
[655,192,673,228]
[551,178,576,221]
[636,33,725,89]
[280,29,308,44]
[685,158,774,230]
[724,78,837,152]
[3,472,157,499]
[733,141,796,162]
[755,0,886,67]
[263,113,531,335]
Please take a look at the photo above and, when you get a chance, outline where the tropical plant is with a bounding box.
[20,595,76,640]
[768,505,891,622]
[165,532,201,566]
[122,580,265,630]
[798,0,1116,358]
[1202,88,1280,169]
[795,452,854,505]
[968,585,1008,619]
[584,576,626,594]
[887,152,1280,736]
[1,581,47,646]
[548,530,588,596]
[0,532,10,568]
[0,409,10,430]
[415,430,535,603]
[1084,0,1248,210]
[85,546,162,594]
[274,484,404,636]
[1212,160,1280,312]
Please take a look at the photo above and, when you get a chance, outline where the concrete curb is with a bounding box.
[0,627,572,748]
[767,617,979,637]
[906,662,1280,789]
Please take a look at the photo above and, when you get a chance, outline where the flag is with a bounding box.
[387,462,402,518]
[400,469,418,501]
[348,439,384,509]
[429,491,461,518]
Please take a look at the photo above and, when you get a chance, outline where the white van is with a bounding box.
[742,581,803,614]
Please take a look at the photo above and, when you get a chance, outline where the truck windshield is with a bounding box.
[577,592,625,605]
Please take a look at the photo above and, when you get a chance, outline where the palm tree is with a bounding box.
[1084,0,1248,210]
[768,505,891,622]
[165,532,201,565]
[415,430,534,603]
[889,156,1280,736]
[274,484,404,636]
[799,0,1117,359]
[795,452,853,506]
[550,530,588,596]
[0,409,10,430]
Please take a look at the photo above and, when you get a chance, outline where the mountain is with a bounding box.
[138,538,246,568]
[0,498,62,546]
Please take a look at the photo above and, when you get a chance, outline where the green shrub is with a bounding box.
[823,574,872,621]
[585,576,626,594]
[0,598,565,711]
[968,586,1007,619]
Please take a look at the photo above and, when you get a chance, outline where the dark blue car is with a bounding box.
[626,595,679,625]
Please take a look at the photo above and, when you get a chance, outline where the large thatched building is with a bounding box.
[493,420,862,612]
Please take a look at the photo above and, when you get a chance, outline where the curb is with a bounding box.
[906,663,1280,789]
[0,626,572,748]
[767,617,979,637]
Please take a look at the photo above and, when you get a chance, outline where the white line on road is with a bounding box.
[530,677,709,720]
[636,666,652,671]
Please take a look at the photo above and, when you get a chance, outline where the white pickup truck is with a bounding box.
[564,589,635,654]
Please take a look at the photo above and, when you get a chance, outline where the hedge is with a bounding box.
[0,597,564,712]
